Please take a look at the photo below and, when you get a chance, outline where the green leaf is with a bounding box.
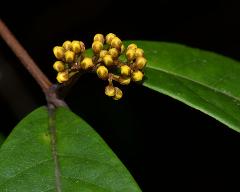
[0,107,141,191]
[128,41,240,132]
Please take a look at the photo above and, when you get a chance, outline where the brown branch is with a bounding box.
[0,19,52,94]
[0,19,67,107]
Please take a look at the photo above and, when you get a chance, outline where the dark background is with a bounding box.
[0,0,239,190]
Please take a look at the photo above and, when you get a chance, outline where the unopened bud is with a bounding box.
[106,33,116,44]
[108,48,119,58]
[97,66,108,79]
[120,65,131,76]
[79,41,85,52]
[53,46,65,60]
[94,34,104,43]
[103,54,113,66]
[81,57,94,70]
[62,40,72,50]
[53,61,65,72]
[131,70,144,82]
[127,43,137,50]
[92,41,103,54]
[105,85,115,97]
[135,48,144,57]
[113,87,123,100]
[100,50,108,58]
[135,56,147,69]
[56,71,69,83]
[65,50,75,62]
[126,49,136,61]
[71,41,82,53]
[111,37,122,49]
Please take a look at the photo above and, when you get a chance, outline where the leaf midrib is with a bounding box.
[171,74,240,123]
[62,176,112,192]
[48,106,62,192]
[146,65,240,102]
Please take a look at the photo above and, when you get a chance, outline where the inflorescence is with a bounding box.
[53,33,147,100]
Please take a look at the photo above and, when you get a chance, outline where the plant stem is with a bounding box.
[0,19,67,107]
[0,19,52,94]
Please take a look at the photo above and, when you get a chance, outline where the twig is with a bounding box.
[0,19,67,107]
[0,19,52,94]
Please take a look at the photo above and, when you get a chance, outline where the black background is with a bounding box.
[0,0,239,190]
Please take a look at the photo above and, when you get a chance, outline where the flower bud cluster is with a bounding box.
[53,33,147,100]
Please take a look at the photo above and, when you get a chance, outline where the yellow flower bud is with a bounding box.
[127,43,137,50]
[62,40,72,50]
[100,50,108,58]
[131,70,144,82]
[126,48,136,61]
[121,44,125,53]
[56,71,69,83]
[120,65,131,76]
[71,41,82,53]
[113,87,123,100]
[97,66,108,79]
[108,48,119,58]
[106,33,116,44]
[79,41,85,52]
[105,85,115,97]
[53,46,65,60]
[119,77,131,85]
[111,37,122,49]
[135,56,147,69]
[94,34,104,43]
[135,48,144,57]
[65,50,75,63]
[103,54,113,66]
[81,57,94,70]
[92,41,103,54]
[53,61,65,72]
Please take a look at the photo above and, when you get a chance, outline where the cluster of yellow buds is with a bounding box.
[52,33,147,100]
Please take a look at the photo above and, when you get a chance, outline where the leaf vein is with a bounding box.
[61,175,112,192]
[58,153,122,172]
[0,158,52,187]
[146,65,240,101]
[176,78,240,123]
